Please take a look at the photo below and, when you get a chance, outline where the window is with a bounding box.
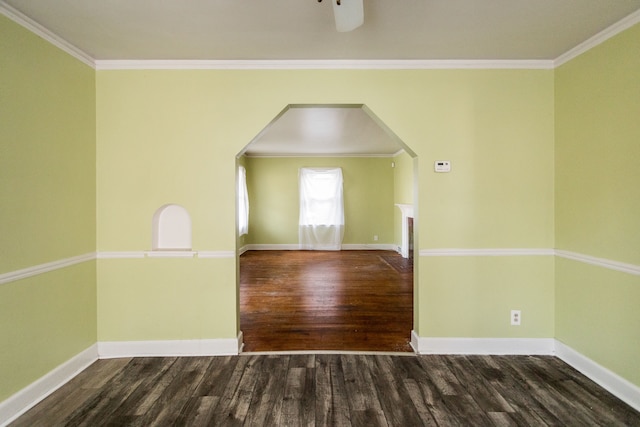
[238,166,249,236]
[299,167,344,250]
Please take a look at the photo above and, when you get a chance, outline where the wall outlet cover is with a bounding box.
[511,310,521,326]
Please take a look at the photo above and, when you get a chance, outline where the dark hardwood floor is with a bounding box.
[11,354,640,426]
[240,250,414,353]
[12,250,638,425]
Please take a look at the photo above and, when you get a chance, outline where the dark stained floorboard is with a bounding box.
[10,354,639,427]
[240,250,413,353]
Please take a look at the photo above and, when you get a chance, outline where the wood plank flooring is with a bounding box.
[240,250,413,353]
[11,354,640,426]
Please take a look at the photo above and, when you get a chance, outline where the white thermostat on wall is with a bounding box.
[434,160,451,172]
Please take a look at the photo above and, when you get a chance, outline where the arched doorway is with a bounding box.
[236,104,418,352]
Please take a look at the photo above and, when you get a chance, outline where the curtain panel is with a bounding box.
[238,165,249,236]
[299,167,344,250]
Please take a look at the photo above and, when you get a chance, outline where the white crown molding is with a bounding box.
[3,0,637,72]
[410,333,555,355]
[555,249,640,276]
[555,340,640,412]
[244,152,398,158]
[0,344,98,427]
[419,248,555,257]
[97,335,243,358]
[94,59,554,71]
[0,252,96,286]
[554,9,640,67]
[0,1,94,69]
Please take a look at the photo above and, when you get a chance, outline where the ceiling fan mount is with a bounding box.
[318,0,364,32]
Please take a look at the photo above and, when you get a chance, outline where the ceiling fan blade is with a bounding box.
[333,0,364,32]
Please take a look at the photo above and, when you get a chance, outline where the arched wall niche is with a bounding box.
[152,204,192,250]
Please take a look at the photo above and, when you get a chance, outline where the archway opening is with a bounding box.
[236,104,418,352]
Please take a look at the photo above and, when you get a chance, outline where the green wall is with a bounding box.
[0,16,96,401]
[0,264,96,402]
[422,256,554,337]
[95,68,555,345]
[5,7,639,404]
[244,156,395,246]
[555,23,640,385]
[393,151,414,249]
[98,258,236,341]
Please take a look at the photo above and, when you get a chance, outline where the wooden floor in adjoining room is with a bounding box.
[11,353,640,426]
[240,250,414,353]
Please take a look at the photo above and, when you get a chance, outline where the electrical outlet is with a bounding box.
[373,235,378,241]
[511,310,521,326]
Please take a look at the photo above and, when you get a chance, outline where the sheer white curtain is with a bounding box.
[299,167,344,250]
[237,166,249,236]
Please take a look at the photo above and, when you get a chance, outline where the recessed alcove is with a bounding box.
[151,204,192,252]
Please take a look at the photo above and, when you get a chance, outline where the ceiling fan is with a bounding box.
[318,0,364,32]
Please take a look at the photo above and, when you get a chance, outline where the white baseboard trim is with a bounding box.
[555,340,640,412]
[3,336,638,424]
[0,344,98,427]
[237,331,244,354]
[341,244,397,251]
[410,332,640,412]
[244,244,301,251]
[97,334,244,358]
[243,244,397,251]
[410,333,555,355]
[410,330,420,353]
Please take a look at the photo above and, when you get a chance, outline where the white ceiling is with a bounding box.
[3,0,640,61]
[243,106,403,157]
[4,0,639,156]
